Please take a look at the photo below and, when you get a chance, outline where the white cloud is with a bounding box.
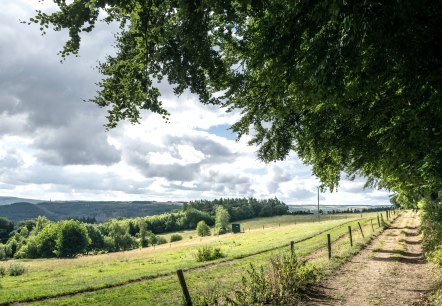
[0,1,391,206]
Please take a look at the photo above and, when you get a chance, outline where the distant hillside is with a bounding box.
[0,201,183,223]
[0,196,42,205]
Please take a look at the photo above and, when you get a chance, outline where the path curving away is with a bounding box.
[301,211,435,306]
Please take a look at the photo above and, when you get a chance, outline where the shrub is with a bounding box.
[54,220,91,257]
[429,245,442,265]
[196,251,317,304]
[170,234,183,242]
[196,221,211,237]
[9,262,27,276]
[156,236,167,245]
[0,265,5,277]
[195,246,224,262]
[147,231,158,245]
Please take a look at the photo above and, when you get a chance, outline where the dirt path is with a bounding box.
[301,211,435,306]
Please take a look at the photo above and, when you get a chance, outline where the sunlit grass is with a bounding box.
[0,212,389,304]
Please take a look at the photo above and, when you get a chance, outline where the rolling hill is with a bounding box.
[0,200,183,223]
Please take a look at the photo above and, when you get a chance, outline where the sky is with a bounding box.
[0,1,391,205]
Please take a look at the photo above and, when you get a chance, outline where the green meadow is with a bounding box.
[0,212,392,305]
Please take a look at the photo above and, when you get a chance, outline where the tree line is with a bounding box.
[0,197,287,259]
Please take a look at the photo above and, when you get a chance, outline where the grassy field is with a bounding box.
[0,212,394,305]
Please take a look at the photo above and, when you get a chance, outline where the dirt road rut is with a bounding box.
[302,211,435,306]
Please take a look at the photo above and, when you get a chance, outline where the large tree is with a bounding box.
[29,1,441,198]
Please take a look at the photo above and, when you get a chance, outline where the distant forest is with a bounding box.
[0,198,289,259]
[0,201,183,223]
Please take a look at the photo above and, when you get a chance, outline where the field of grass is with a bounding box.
[0,211,395,305]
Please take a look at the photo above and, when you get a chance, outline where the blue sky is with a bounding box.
[0,1,391,205]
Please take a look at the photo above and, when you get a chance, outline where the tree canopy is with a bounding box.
[29,1,441,200]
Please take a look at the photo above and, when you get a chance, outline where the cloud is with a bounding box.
[0,1,392,205]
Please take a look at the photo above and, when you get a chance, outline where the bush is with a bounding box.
[156,236,167,245]
[429,246,442,265]
[196,251,317,304]
[196,221,211,237]
[420,198,442,265]
[0,265,5,277]
[8,262,27,276]
[54,220,91,257]
[170,234,183,242]
[195,246,224,262]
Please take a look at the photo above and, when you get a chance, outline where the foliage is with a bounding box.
[138,219,148,248]
[104,220,138,251]
[185,198,288,222]
[1,198,287,259]
[156,236,167,245]
[419,198,442,265]
[85,224,105,254]
[195,246,224,262]
[0,201,183,223]
[196,221,211,237]
[8,262,27,276]
[197,251,317,305]
[54,220,91,257]
[32,222,59,258]
[0,244,6,260]
[215,206,230,235]
[27,1,441,197]
[0,265,5,277]
[169,234,183,243]
[0,217,13,244]
[146,231,158,246]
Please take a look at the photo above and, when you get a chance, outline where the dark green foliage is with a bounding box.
[420,198,442,265]
[169,234,183,242]
[54,220,90,257]
[0,244,6,260]
[85,224,105,254]
[178,208,214,229]
[186,198,288,222]
[196,221,211,237]
[0,201,182,223]
[138,219,148,248]
[195,246,224,262]
[0,217,13,244]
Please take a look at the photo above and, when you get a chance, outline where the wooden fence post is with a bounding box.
[358,222,365,238]
[348,226,353,247]
[371,219,374,232]
[177,269,193,306]
[290,241,294,254]
[377,215,380,227]
[327,234,331,260]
